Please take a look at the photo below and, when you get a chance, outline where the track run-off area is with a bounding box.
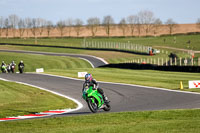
[1,50,200,121]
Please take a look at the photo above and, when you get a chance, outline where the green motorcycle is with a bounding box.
[1,65,7,73]
[82,86,111,113]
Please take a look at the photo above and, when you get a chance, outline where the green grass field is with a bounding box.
[0,109,200,133]
[0,80,76,118]
[0,34,200,50]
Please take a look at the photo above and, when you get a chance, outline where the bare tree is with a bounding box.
[153,18,162,36]
[0,16,4,37]
[18,19,26,38]
[127,15,137,37]
[24,18,32,38]
[37,18,46,37]
[118,18,127,37]
[138,10,155,36]
[4,18,10,38]
[56,20,66,37]
[165,18,178,35]
[65,18,73,37]
[74,18,83,37]
[8,14,19,37]
[30,18,38,37]
[196,18,200,29]
[45,20,54,37]
[87,17,100,37]
[102,15,115,37]
[135,15,142,37]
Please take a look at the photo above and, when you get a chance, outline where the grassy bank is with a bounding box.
[0,52,92,72]
[0,109,200,133]
[0,34,200,50]
[0,80,76,118]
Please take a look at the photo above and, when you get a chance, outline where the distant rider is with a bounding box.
[83,74,109,103]
[10,61,16,73]
[1,61,7,72]
[18,60,25,73]
[7,63,11,73]
[1,61,6,66]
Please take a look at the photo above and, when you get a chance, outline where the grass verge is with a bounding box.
[0,80,76,118]
[0,109,200,133]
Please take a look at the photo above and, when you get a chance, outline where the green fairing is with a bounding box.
[82,86,104,108]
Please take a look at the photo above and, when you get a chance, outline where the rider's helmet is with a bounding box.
[20,60,23,63]
[85,73,92,82]
[2,61,4,64]
[12,61,14,64]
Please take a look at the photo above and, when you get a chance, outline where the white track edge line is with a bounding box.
[79,57,94,68]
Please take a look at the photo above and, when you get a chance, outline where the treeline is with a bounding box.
[0,10,200,38]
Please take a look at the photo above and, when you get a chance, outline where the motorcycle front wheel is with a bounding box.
[87,98,98,113]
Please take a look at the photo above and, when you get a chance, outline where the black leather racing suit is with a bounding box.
[82,78,104,96]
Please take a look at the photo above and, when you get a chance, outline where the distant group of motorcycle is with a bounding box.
[1,60,25,74]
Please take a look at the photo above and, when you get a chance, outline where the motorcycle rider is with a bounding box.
[10,61,16,73]
[1,61,6,66]
[83,73,109,103]
[18,60,25,73]
[7,63,11,73]
[1,61,7,73]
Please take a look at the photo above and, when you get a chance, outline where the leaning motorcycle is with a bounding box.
[82,86,111,113]
[1,65,7,73]
[11,65,15,73]
[19,65,24,73]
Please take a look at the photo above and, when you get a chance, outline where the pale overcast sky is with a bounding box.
[0,0,199,24]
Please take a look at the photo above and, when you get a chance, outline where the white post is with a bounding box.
[192,58,194,66]
[170,58,172,66]
[175,58,177,66]
[184,58,187,66]
[198,58,200,66]
[180,57,182,66]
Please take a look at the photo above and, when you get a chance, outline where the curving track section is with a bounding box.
[1,73,200,116]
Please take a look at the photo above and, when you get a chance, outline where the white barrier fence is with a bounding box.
[82,41,152,53]
[125,57,200,66]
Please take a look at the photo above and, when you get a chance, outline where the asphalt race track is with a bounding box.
[1,73,200,116]
[1,49,200,118]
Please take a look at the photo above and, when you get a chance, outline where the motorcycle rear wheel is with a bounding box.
[103,102,111,111]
